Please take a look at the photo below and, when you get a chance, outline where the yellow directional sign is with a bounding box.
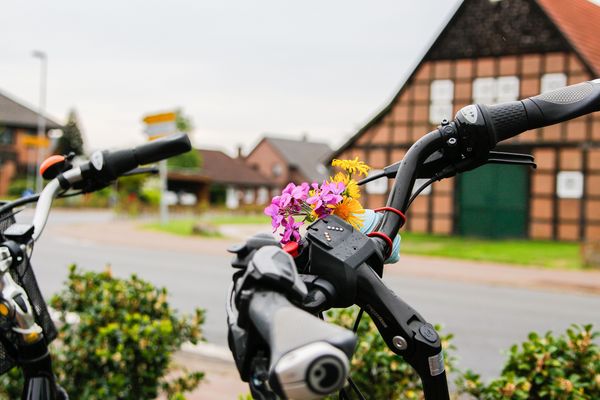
[142,111,177,140]
[142,112,176,125]
[21,135,50,148]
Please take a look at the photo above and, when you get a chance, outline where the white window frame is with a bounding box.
[556,171,584,199]
[429,79,454,124]
[473,76,520,104]
[365,169,388,195]
[244,189,255,204]
[541,73,567,93]
[257,187,269,204]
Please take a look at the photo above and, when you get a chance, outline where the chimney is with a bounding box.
[301,132,309,142]
[237,145,244,160]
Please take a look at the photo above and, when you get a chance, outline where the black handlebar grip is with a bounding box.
[98,133,192,181]
[133,133,192,165]
[248,290,356,398]
[481,79,600,144]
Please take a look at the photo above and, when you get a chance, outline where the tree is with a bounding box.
[168,109,202,170]
[175,108,193,134]
[55,109,85,156]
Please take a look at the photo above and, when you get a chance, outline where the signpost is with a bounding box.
[142,111,178,224]
[22,135,50,148]
[22,134,50,195]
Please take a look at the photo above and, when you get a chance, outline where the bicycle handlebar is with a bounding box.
[480,79,600,145]
[31,134,191,241]
[89,133,191,182]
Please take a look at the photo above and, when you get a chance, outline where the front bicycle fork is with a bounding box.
[19,339,63,400]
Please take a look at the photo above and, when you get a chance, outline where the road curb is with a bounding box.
[180,342,234,363]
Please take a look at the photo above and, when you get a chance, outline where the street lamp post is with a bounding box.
[32,50,47,194]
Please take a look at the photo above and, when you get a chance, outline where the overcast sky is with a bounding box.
[1,0,462,155]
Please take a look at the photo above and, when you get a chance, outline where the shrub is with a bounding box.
[0,265,204,399]
[457,324,600,400]
[324,307,457,400]
[7,178,30,197]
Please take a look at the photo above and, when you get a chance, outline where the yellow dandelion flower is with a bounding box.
[345,179,361,199]
[330,172,361,199]
[331,157,371,177]
[330,172,349,184]
[330,197,365,229]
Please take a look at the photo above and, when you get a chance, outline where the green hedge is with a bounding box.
[326,308,599,400]
[0,266,205,399]
[458,324,600,399]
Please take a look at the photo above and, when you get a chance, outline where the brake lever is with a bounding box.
[486,151,537,169]
[121,166,160,176]
[357,152,449,186]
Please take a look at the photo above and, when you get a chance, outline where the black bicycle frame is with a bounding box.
[20,340,59,400]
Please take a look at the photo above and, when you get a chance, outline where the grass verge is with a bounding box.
[400,232,582,270]
[200,214,268,225]
[144,219,223,238]
[142,215,584,270]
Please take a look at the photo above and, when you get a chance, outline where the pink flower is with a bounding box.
[280,216,302,243]
[264,202,284,231]
[265,180,346,244]
[307,180,345,217]
[291,182,310,201]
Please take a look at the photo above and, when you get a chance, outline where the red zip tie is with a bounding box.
[282,241,299,257]
[367,232,393,259]
[374,207,407,227]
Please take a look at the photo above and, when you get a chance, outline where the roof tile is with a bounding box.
[0,91,61,129]
[197,149,273,186]
[264,137,332,182]
[537,0,600,75]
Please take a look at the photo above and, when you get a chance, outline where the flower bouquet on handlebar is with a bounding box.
[264,158,400,262]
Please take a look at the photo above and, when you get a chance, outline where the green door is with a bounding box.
[457,164,529,238]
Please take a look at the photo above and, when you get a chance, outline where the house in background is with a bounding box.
[244,136,332,191]
[167,148,274,209]
[0,90,62,196]
[331,0,600,241]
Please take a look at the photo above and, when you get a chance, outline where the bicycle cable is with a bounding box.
[0,190,80,229]
[407,178,435,208]
[338,308,367,400]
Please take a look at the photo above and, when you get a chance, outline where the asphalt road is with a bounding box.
[15,210,600,380]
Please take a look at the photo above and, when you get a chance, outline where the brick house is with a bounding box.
[245,136,332,192]
[0,90,62,196]
[167,148,274,209]
[330,0,600,241]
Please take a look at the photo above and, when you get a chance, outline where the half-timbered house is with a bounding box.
[331,0,600,241]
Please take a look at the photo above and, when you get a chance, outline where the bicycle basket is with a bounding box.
[0,205,58,375]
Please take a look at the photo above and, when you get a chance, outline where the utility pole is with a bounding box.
[32,50,47,194]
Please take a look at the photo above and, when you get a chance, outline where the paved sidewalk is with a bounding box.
[388,254,600,295]
[170,349,248,399]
